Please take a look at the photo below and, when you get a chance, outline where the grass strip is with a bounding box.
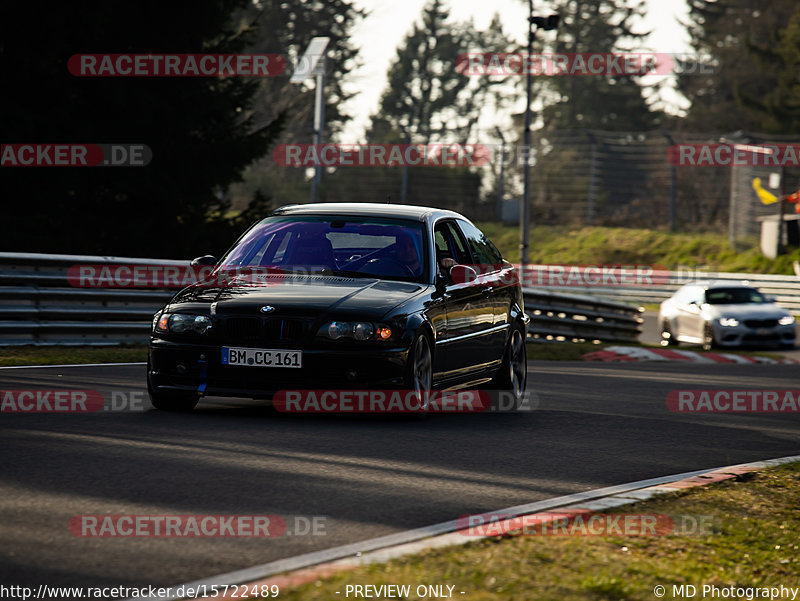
[478,222,800,275]
[267,462,800,600]
[0,345,148,367]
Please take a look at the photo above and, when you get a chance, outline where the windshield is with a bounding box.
[220,215,427,282]
[705,288,767,305]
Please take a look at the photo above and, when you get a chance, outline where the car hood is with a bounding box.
[704,303,791,319]
[169,275,427,319]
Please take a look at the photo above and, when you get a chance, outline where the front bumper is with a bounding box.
[712,323,796,348]
[148,338,409,399]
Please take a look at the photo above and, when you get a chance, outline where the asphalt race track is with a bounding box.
[1,361,799,590]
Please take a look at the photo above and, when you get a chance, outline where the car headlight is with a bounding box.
[718,317,739,327]
[154,313,212,334]
[779,315,796,326]
[353,322,375,341]
[318,321,391,341]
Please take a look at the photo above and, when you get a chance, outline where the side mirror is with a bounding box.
[191,255,217,267]
[450,264,478,285]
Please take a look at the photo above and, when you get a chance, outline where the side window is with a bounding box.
[446,223,471,265]
[434,228,449,254]
[456,219,503,268]
[433,221,471,270]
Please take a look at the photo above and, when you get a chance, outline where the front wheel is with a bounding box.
[404,332,433,415]
[490,326,527,410]
[660,320,679,347]
[702,323,717,351]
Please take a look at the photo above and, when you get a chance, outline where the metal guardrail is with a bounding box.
[531,269,800,313]
[0,253,184,346]
[0,253,647,346]
[523,288,643,343]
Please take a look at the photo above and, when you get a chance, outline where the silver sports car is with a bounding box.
[659,282,796,350]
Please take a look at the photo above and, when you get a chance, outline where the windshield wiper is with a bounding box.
[321,269,376,279]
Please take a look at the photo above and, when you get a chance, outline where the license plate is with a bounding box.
[755,328,772,335]
[222,347,302,368]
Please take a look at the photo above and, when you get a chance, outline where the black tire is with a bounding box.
[403,331,433,416]
[702,322,717,351]
[490,325,527,411]
[660,320,679,347]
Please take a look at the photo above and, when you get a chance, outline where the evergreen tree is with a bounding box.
[538,0,661,130]
[368,1,516,144]
[332,1,516,215]
[230,0,367,208]
[677,0,799,133]
[738,5,800,134]
[521,0,662,225]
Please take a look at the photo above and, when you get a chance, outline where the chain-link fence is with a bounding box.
[241,130,800,245]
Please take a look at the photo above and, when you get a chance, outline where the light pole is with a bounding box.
[496,127,507,221]
[520,7,558,266]
[289,37,330,203]
[311,56,326,203]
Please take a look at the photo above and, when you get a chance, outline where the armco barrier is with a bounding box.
[0,252,184,345]
[525,265,800,314]
[0,253,651,346]
[523,288,643,343]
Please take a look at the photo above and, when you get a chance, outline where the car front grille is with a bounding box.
[225,317,261,341]
[221,317,307,345]
[742,333,781,342]
[744,319,778,328]
[263,318,305,342]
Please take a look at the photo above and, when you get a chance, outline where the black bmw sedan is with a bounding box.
[147,203,528,412]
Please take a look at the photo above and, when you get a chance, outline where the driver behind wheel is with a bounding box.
[394,231,422,276]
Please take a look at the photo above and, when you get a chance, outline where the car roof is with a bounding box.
[681,281,758,291]
[270,202,467,223]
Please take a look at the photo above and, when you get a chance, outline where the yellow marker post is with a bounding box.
[752,177,779,204]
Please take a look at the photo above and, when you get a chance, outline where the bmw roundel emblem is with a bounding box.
[260,305,276,314]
